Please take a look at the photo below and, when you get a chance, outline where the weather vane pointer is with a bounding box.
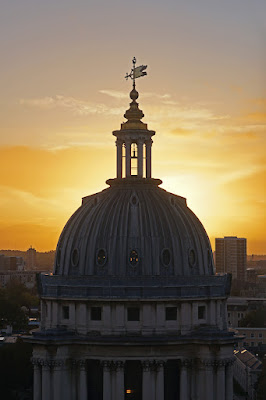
[125,57,147,89]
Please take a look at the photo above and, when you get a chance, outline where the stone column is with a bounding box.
[145,140,152,178]
[32,358,42,400]
[79,360,88,400]
[116,139,123,178]
[225,359,234,400]
[41,361,51,400]
[125,140,131,177]
[155,361,164,400]
[142,360,153,399]
[216,361,225,400]
[53,360,64,400]
[202,360,214,400]
[137,140,144,178]
[114,361,125,400]
[102,361,112,400]
[180,359,190,400]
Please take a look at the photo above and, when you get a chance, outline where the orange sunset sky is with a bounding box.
[0,0,265,253]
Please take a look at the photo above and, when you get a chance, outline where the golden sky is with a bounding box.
[0,1,265,253]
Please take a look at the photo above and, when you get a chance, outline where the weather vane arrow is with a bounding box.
[125,57,147,89]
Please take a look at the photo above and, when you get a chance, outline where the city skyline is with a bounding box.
[0,0,265,253]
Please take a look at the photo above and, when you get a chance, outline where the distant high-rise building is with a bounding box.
[215,236,247,281]
[26,246,36,269]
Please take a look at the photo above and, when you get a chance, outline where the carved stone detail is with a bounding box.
[142,360,165,372]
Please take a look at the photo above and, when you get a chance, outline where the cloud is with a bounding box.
[99,89,171,100]
[20,95,124,116]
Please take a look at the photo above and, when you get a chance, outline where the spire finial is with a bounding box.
[125,57,147,91]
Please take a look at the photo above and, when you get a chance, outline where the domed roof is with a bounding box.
[54,179,214,277]
[54,62,214,278]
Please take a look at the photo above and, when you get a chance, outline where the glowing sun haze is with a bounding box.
[0,0,265,253]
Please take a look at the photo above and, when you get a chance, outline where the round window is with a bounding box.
[96,248,107,266]
[129,250,139,266]
[161,248,171,266]
[71,248,79,267]
[188,249,196,267]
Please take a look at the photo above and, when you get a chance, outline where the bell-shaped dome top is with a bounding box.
[54,61,214,278]
[54,179,214,277]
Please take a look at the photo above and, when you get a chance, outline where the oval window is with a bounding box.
[129,250,139,266]
[71,248,79,267]
[162,248,171,266]
[188,249,196,267]
[96,248,107,266]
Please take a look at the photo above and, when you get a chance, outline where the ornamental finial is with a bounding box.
[125,57,147,89]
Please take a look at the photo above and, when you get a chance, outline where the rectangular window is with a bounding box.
[165,307,177,321]
[62,305,69,320]
[198,306,206,320]
[127,307,140,321]
[251,333,254,338]
[228,312,231,318]
[259,333,262,338]
[91,307,102,321]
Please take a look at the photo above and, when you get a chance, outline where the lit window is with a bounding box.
[96,249,107,266]
[127,307,140,321]
[129,250,139,266]
[62,306,69,320]
[166,307,177,321]
[91,307,102,321]
[198,306,206,320]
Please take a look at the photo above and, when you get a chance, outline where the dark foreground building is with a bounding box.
[26,74,237,400]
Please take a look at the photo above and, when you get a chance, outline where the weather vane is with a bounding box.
[125,57,147,89]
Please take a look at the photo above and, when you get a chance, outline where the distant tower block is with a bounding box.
[26,246,37,269]
[215,236,247,281]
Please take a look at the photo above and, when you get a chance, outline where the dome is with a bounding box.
[54,178,214,277]
[54,78,214,278]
